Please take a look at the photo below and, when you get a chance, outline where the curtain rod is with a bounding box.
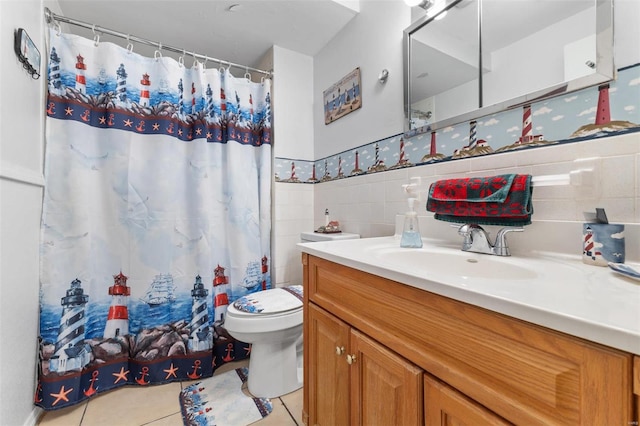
[43,7,273,78]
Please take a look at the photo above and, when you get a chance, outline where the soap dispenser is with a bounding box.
[400,197,423,248]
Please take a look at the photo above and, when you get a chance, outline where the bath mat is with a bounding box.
[180,367,272,426]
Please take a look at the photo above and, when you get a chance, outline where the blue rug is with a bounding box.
[180,367,272,425]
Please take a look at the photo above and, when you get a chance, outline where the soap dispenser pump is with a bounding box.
[400,197,423,248]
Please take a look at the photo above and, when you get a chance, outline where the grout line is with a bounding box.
[279,397,299,426]
[139,411,182,426]
[78,401,89,425]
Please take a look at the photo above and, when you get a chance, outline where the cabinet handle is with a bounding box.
[335,346,345,355]
[346,354,357,364]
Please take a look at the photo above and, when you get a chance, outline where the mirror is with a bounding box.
[404,0,614,133]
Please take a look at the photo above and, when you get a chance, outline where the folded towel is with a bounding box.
[426,174,533,226]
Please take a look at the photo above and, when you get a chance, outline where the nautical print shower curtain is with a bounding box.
[36,28,272,411]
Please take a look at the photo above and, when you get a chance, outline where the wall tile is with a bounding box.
[600,155,636,198]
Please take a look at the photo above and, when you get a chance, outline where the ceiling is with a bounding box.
[53,0,359,73]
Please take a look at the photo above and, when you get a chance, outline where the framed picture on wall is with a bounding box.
[323,67,362,125]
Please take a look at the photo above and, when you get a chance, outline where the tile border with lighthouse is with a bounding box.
[276,63,640,184]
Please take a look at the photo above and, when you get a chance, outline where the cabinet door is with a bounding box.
[350,329,423,426]
[424,374,512,426]
[634,356,640,424]
[307,304,350,426]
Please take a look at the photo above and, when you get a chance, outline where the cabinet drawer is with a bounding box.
[307,255,633,425]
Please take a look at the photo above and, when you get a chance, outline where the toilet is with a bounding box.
[224,231,359,398]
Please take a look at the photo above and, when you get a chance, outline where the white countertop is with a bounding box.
[298,236,640,355]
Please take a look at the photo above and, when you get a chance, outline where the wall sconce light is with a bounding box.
[404,0,448,20]
[404,0,434,10]
[378,69,389,84]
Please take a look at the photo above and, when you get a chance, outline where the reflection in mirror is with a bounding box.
[407,0,478,129]
[481,0,597,108]
[404,0,614,133]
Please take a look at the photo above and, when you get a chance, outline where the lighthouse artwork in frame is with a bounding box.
[323,67,362,124]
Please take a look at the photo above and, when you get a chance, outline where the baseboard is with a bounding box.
[24,407,43,426]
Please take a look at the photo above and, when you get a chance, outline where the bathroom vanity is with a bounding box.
[299,237,640,425]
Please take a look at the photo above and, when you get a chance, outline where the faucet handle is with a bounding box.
[451,223,480,233]
[493,226,524,256]
[452,224,483,250]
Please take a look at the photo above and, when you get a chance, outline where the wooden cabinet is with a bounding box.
[306,303,422,426]
[635,356,640,423]
[302,253,636,425]
[306,303,350,426]
[424,374,511,426]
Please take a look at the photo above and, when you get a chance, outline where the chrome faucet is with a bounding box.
[453,224,523,256]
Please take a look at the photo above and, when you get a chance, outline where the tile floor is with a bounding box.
[37,359,303,426]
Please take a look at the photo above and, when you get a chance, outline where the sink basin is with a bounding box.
[375,248,538,280]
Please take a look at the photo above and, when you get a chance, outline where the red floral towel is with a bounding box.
[426,174,533,226]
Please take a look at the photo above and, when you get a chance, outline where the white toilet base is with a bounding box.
[247,340,303,398]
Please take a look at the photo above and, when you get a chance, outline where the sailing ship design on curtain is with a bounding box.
[37,29,273,411]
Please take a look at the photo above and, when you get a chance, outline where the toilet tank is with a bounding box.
[300,231,360,243]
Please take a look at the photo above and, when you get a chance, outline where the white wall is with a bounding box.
[271,47,315,287]
[313,0,410,159]
[0,1,45,425]
[272,46,314,161]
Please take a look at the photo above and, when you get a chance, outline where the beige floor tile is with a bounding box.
[142,412,184,426]
[82,382,182,426]
[280,388,303,425]
[38,401,87,426]
[249,397,296,426]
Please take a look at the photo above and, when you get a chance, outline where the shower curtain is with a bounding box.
[36,28,272,411]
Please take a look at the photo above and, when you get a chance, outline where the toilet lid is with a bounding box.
[232,285,303,314]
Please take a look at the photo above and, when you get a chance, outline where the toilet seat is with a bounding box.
[232,285,302,315]
[225,286,303,333]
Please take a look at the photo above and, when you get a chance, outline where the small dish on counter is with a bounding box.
[608,262,640,281]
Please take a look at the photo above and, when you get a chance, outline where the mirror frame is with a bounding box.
[403,0,615,134]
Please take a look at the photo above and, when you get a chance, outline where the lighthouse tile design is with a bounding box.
[275,64,639,183]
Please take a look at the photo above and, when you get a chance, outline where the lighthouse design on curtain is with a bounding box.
[37,28,273,411]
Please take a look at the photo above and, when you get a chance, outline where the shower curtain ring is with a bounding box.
[202,56,208,70]
[54,21,62,36]
[126,34,133,53]
[244,67,251,81]
[154,43,163,60]
[92,24,100,46]
[192,51,199,68]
